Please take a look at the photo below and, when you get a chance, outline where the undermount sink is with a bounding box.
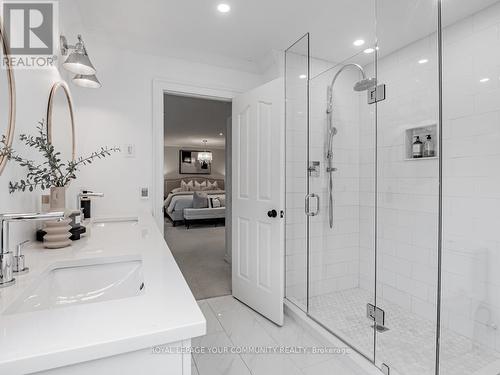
[4,257,144,315]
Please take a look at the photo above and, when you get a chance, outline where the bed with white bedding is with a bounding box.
[163,177,225,225]
[164,189,225,223]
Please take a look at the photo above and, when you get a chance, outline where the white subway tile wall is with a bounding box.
[307,63,365,300]
[441,1,500,362]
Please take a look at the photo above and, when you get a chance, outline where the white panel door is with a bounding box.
[232,78,284,326]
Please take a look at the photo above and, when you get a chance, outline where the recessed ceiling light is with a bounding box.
[217,3,230,13]
[299,74,307,79]
[418,59,429,64]
[363,48,375,54]
[353,39,365,47]
[219,132,224,136]
[480,77,490,83]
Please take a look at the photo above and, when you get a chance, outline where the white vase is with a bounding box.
[50,186,66,211]
[43,218,72,249]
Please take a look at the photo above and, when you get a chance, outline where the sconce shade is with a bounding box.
[63,51,96,75]
[73,74,101,89]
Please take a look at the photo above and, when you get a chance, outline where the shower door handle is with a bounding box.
[305,194,320,217]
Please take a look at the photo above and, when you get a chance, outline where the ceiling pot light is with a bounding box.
[217,3,230,13]
[418,59,429,64]
[363,48,375,54]
[299,74,307,79]
[61,35,97,75]
[353,39,365,47]
[73,74,102,89]
[480,78,490,83]
[219,132,224,136]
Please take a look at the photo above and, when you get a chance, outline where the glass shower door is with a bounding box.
[306,50,378,361]
[374,1,440,374]
[285,34,310,311]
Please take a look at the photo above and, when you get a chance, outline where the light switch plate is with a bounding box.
[124,144,136,158]
[141,187,149,199]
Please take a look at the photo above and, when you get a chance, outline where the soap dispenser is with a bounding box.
[423,134,435,157]
[412,136,423,158]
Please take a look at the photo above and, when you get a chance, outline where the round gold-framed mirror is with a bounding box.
[0,18,16,175]
[46,81,76,162]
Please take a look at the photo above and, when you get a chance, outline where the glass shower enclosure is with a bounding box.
[285,1,500,374]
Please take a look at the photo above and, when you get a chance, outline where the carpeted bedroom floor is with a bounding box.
[164,220,231,300]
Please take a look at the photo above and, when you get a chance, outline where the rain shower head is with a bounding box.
[354,77,377,92]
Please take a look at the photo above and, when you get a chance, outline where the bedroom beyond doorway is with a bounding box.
[163,93,232,300]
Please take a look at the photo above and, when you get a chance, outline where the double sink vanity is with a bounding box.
[0,214,206,374]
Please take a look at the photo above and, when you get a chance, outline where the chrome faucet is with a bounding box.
[13,240,30,274]
[77,191,104,219]
[0,212,64,288]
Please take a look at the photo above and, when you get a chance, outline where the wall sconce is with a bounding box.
[60,34,101,88]
[73,74,101,89]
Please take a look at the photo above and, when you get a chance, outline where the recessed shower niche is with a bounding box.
[404,123,438,160]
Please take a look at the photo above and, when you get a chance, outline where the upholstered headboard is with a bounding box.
[164,177,225,196]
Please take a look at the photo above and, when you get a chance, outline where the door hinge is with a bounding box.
[367,303,385,326]
[368,84,386,104]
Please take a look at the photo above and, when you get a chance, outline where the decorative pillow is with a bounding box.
[210,198,221,208]
[181,180,194,191]
[192,191,209,208]
[207,180,219,190]
[171,187,183,193]
[219,196,226,207]
[194,180,207,190]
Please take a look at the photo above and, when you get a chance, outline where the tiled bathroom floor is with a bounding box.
[193,295,375,375]
[308,288,500,375]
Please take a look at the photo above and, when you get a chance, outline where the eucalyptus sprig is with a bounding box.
[1,120,120,193]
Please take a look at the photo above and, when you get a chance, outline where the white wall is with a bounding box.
[358,32,440,319]
[164,146,225,179]
[65,37,264,219]
[0,0,79,246]
[0,0,266,245]
[440,1,500,354]
[56,0,264,218]
[307,64,362,299]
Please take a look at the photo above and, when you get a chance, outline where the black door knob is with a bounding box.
[267,209,278,218]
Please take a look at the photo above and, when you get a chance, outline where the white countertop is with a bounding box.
[0,214,206,374]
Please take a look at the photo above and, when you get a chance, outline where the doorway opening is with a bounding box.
[163,93,232,300]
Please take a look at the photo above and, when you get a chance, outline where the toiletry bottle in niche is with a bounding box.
[423,134,435,157]
[413,136,423,158]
